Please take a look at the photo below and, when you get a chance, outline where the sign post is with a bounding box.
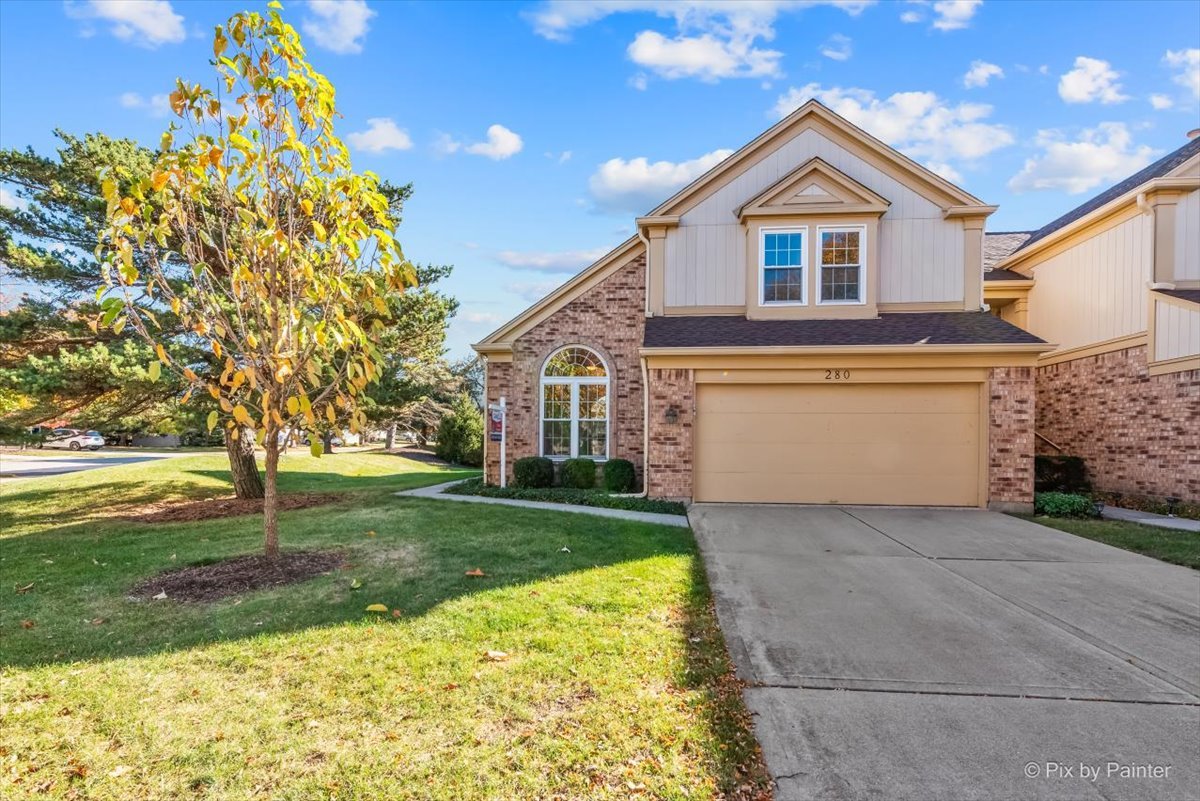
[488,397,507,488]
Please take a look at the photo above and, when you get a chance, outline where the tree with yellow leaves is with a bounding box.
[98,4,415,558]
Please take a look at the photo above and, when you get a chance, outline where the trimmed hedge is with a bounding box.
[445,478,686,516]
[603,458,637,493]
[560,458,597,489]
[434,394,483,467]
[513,456,554,488]
[1034,455,1090,494]
[1035,492,1097,519]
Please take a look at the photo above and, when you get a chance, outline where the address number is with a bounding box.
[824,369,851,380]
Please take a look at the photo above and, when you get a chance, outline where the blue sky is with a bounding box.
[1,0,1198,357]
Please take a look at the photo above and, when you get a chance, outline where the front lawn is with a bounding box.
[0,451,768,799]
[1024,516,1200,570]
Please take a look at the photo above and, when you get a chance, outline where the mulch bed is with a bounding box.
[122,493,342,524]
[129,550,346,603]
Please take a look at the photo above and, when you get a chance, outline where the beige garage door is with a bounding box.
[694,383,982,506]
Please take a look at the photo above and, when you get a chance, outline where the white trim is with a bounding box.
[538,346,611,460]
[759,225,809,307]
[815,224,867,306]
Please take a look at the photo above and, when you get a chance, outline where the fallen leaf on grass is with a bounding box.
[15,582,34,594]
[442,683,459,691]
[108,765,132,778]
[349,579,362,590]
[559,547,571,553]
[20,619,36,629]
[391,609,402,618]
[483,650,510,662]
[464,568,486,577]
[89,618,106,626]
[366,530,377,537]
[152,590,168,600]
[365,603,389,613]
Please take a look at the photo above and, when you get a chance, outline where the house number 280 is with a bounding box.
[824,369,850,380]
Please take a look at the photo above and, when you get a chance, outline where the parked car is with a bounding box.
[39,428,105,451]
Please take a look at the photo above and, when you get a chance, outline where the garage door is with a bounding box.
[694,383,981,506]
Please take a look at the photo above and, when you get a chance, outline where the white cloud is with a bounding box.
[345,118,413,153]
[1164,49,1200,100]
[899,9,923,23]
[461,310,505,325]
[963,60,1003,88]
[505,281,563,302]
[774,84,1013,168]
[437,125,524,160]
[526,1,870,83]
[65,0,185,47]
[1008,123,1159,195]
[588,148,734,213]
[924,161,963,183]
[302,0,375,54]
[819,34,852,62]
[1149,94,1174,111]
[930,0,982,31]
[629,73,649,91]
[627,29,782,81]
[466,125,524,160]
[1058,56,1128,104]
[0,186,27,210]
[495,248,609,273]
[544,150,573,164]
[119,91,171,117]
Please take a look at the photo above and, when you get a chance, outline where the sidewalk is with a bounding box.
[395,481,691,528]
[1102,505,1200,533]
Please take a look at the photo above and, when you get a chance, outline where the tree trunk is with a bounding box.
[322,431,333,455]
[226,426,264,499]
[385,423,396,451]
[263,436,280,559]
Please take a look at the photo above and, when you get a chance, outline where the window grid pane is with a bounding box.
[542,420,571,457]
[577,384,607,420]
[577,421,607,457]
[543,347,606,377]
[820,230,862,302]
[764,267,804,303]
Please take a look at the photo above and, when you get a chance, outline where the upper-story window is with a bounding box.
[818,226,865,305]
[540,346,608,459]
[761,228,807,305]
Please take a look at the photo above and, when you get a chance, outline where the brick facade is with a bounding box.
[646,368,695,500]
[484,251,647,487]
[988,366,1036,511]
[1035,345,1200,502]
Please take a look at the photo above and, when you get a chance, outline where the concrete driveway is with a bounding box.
[690,505,1200,801]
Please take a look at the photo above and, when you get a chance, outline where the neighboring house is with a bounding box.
[473,101,1048,510]
[985,134,1200,504]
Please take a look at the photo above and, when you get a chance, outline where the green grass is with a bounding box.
[1024,516,1200,569]
[0,450,767,799]
[445,477,688,516]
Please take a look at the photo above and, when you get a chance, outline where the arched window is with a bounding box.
[540,346,609,459]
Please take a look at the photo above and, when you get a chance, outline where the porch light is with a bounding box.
[664,406,679,424]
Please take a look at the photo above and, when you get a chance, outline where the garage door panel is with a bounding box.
[697,412,979,447]
[694,383,981,506]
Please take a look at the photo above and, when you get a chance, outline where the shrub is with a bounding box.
[513,456,554,488]
[445,478,686,516]
[560,458,597,489]
[1034,455,1090,494]
[603,458,637,493]
[1035,492,1097,519]
[434,394,483,467]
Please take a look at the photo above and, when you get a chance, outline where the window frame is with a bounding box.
[815,224,867,306]
[758,226,808,307]
[538,346,610,461]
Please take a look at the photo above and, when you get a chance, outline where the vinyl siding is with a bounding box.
[1175,189,1200,282]
[1026,213,1152,353]
[662,127,965,307]
[1154,298,1200,361]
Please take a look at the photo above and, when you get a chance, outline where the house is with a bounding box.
[984,134,1200,505]
[473,101,1049,510]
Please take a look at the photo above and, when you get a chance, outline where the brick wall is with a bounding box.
[988,366,1036,511]
[1035,345,1200,502]
[484,251,647,486]
[646,368,694,500]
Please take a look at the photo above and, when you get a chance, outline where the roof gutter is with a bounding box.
[639,342,1051,357]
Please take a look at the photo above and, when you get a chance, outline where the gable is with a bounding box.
[736,157,890,220]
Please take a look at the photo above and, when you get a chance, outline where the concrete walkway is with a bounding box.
[1102,505,1200,532]
[395,481,690,527]
[691,505,1200,801]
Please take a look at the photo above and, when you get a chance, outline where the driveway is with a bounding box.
[690,505,1200,801]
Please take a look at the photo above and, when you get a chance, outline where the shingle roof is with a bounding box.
[643,313,1046,349]
[1017,136,1200,253]
[984,268,1030,282]
[1153,288,1200,305]
[984,232,1032,270]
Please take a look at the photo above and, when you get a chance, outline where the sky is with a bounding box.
[1,0,1198,358]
